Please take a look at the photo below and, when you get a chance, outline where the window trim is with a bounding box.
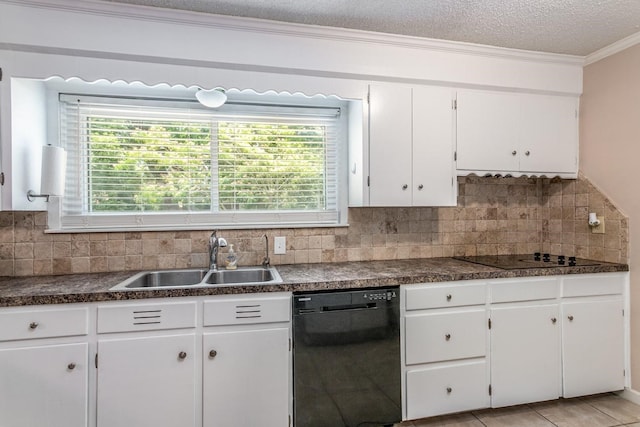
[47,87,350,232]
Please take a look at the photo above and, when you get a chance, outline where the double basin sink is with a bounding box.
[110,266,282,291]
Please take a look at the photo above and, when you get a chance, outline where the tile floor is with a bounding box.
[396,394,640,427]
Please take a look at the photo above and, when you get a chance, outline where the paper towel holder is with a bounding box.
[27,145,67,202]
[27,190,51,202]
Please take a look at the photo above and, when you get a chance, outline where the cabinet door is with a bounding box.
[203,327,290,427]
[562,299,625,397]
[519,95,578,174]
[490,303,560,407]
[457,90,521,172]
[97,334,196,427]
[0,343,88,427]
[369,83,413,206]
[412,86,457,206]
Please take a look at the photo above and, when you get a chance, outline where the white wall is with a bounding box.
[581,43,640,390]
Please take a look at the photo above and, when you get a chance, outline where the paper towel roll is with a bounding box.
[40,145,66,196]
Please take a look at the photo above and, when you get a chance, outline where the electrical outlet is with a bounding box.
[274,236,286,254]
[591,217,605,234]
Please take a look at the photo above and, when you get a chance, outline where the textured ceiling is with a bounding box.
[102,0,640,56]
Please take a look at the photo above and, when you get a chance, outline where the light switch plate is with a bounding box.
[274,236,286,254]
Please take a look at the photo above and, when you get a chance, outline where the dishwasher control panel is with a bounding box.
[361,290,398,302]
[293,287,398,314]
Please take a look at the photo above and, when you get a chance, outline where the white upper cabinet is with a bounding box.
[519,95,578,174]
[413,86,457,206]
[368,83,457,207]
[456,90,578,177]
[369,84,413,206]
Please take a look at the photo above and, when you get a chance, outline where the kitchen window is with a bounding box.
[53,92,347,231]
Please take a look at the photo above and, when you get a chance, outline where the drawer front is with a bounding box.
[405,309,486,365]
[406,361,488,419]
[204,294,290,326]
[97,301,197,333]
[0,307,88,341]
[562,273,625,297]
[405,282,486,310]
[490,277,559,303]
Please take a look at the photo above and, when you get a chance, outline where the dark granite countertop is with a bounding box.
[0,257,628,307]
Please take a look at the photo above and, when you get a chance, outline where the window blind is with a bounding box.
[57,94,342,230]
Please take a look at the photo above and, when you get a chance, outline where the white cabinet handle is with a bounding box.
[512,150,517,156]
[445,333,451,341]
[178,351,187,360]
[525,151,531,156]
[446,387,452,394]
[402,184,408,190]
[418,184,424,190]
[67,363,76,370]
[29,322,39,330]
[446,294,452,301]
[568,315,574,321]
[209,350,218,359]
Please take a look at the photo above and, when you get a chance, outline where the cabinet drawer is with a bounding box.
[97,301,196,333]
[405,282,486,310]
[562,273,625,297]
[204,293,290,326]
[490,277,558,303]
[405,309,486,365]
[406,361,488,419]
[0,307,88,341]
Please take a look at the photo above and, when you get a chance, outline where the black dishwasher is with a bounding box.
[293,288,401,427]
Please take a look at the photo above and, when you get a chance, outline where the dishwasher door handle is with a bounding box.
[321,303,377,312]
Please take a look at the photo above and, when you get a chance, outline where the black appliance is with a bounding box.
[454,253,605,270]
[293,288,401,427]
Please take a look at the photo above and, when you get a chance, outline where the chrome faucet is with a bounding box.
[209,230,228,270]
[262,234,270,268]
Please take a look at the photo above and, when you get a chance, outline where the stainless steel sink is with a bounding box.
[110,266,282,290]
[204,267,279,285]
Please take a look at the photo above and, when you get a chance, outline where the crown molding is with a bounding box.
[1,0,585,66]
[585,30,640,66]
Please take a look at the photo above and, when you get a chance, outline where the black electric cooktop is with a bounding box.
[453,254,604,270]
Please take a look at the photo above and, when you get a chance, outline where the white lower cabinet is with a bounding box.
[93,293,291,427]
[402,281,489,421]
[562,298,625,397]
[405,309,486,365]
[402,272,628,421]
[0,342,88,427]
[490,303,561,407]
[203,327,290,427]
[406,361,487,419]
[0,305,89,427]
[96,334,197,427]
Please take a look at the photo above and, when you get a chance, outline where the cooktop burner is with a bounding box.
[453,254,604,270]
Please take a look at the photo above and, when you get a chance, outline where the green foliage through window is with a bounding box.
[82,108,329,213]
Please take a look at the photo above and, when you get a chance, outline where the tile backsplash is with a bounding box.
[0,174,627,276]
